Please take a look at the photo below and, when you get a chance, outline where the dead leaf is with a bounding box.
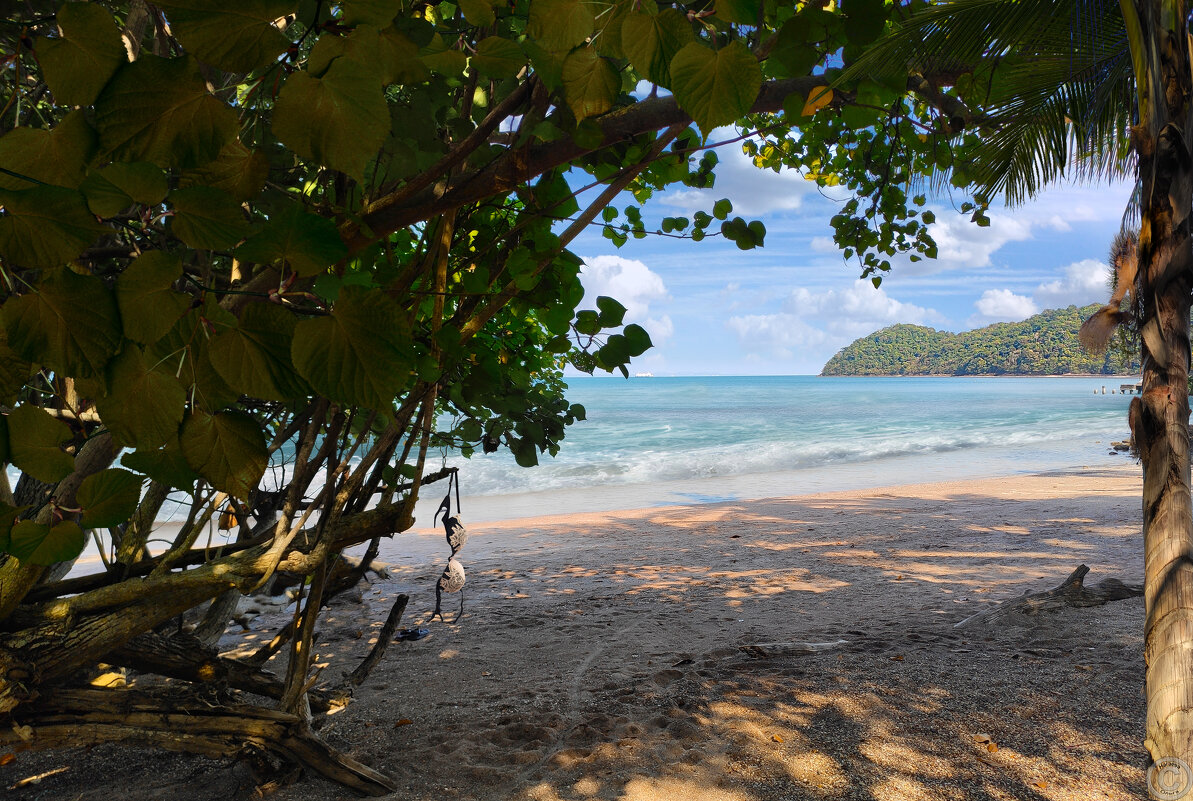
[987,742,999,753]
[0,752,14,766]
[771,734,784,743]
[890,655,904,662]
[11,723,32,742]
[1032,781,1047,789]
[481,671,492,677]
[972,733,992,744]
[895,574,904,580]
[394,719,413,728]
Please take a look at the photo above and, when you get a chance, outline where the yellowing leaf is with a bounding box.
[771,734,784,743]
[802,86,833,116]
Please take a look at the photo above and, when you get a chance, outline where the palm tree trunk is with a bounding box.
[1127,0,1193,781]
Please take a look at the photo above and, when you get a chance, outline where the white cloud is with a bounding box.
[968,289,1039,326]
[726,280,940,359]
[657,131,817,217]
[1032,258,1111,308]
[580,255,673,344]
[643,315,674,344]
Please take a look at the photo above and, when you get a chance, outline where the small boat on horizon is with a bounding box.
[634,371,654,378]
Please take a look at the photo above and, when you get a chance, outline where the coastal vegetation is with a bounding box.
[821,304,1142,376]
[0,0,1189,796]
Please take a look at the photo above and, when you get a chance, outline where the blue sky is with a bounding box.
[567,130,1136,376]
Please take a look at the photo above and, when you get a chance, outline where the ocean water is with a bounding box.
[430,375,1139,522]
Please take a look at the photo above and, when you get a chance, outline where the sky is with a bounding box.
[567,128,1136,376]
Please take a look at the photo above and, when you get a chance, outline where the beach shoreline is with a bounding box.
[9,464,1149,801]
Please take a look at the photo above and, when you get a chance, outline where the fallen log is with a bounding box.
[954,564,1143,628]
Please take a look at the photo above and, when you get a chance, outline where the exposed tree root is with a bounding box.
[0,688,397,796]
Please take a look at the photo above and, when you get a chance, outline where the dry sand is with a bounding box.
[5,464,1150,800]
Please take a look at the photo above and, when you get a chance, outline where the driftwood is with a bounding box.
[0,688,396,796]
[954,564,1143,628]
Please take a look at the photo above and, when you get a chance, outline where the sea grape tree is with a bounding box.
[0,0,996,791]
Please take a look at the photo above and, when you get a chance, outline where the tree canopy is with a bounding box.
[0,0,1098,792]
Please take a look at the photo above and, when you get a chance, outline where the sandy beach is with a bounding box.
[5,464,1149,800]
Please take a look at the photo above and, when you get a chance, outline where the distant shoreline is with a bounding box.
[816,373,1142,379]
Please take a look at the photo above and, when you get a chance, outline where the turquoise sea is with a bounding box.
[434,375,1139,522]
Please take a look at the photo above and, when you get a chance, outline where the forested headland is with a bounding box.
[821,304,1140,376]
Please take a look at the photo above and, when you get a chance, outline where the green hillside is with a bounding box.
[821,305,1140,376]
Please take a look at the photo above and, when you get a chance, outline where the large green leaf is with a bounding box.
[419,34,467,76]
[379,27,432,84]
[147,298,239,412]
[620,10,695,86]
[180,410,267,499]
[78,468,143,528]
[668,41,762,134]
[473,37,526,78]
[0,111,97,191]
[169,186,250,250]
[7,520,85,566]
[272,56,390,180]
[115,251,192,345]
[561,47,619,122]
[121,437,198,492]
[291,286,411,409]
[341,0,401,25]
[235,206,347,276]
[177,139,269,202]
[210,303,310,400]
[94,55,238,168]
[3,266,121,377]
[459,0,497,27]
[0,328,33,404]
[0,186,106,269]
[154,0,295,73]
[80,162,168,218]
[96,346,187,449]
[8,405,74,484]
[36,3,126,106]
[0,502,26,555]
[528,0,594,52]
